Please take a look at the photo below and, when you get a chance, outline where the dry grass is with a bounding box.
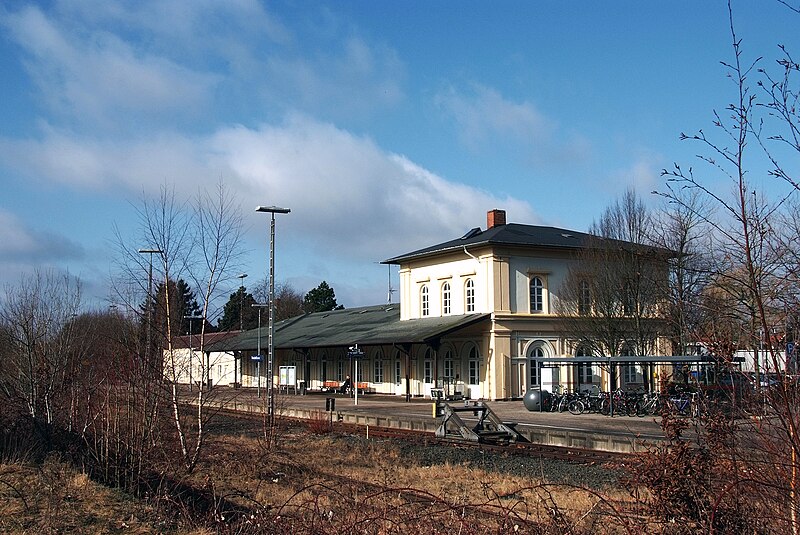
[0,456,165,534]
[181,428,637,533]
[0,424,639,534]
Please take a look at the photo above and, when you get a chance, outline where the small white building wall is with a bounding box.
[735,349,790,374]
[164,348,236,387]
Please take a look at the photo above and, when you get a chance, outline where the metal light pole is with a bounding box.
[237,273,248,331]
[256,205,290,425]
[252,303,269,398]
[138,248,163,373]
[236,272,248,387]
[184,315,202,389]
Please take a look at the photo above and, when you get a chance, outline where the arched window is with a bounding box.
[578,280,591,315]
[528,346,544,386]
[420,285,429,317]
[468,345,480,385]
[442,282,451,315]
[530,276,543,313]
[465,278,475,312]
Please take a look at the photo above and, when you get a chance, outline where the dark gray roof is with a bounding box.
[207,304,489,353]
[383,223,667,264]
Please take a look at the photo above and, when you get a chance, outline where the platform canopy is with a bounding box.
[207,304,489,353]
[536,356,743,364]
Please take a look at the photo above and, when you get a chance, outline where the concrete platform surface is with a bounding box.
[208,387,670,453]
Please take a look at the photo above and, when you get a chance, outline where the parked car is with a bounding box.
[699,370,754,403]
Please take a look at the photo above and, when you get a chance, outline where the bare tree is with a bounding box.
[172,181,245,472]
[655,2,800,531]
[557,190,669,392]
[652,189,713,357]
[0,270,82,424]
[251,278,305,321]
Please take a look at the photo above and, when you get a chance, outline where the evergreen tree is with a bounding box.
[177,279,204,335]
[217,286,258,331]
[303,281,344,313]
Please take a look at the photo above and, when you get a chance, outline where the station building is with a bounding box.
[211,209,676,400]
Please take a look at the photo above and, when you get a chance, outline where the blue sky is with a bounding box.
[0,1,797,314]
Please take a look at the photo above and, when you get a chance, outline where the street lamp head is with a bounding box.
[138,248,163,254]
[255,206,291,214]
[238,273,248,279]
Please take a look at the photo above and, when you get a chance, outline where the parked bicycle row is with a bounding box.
[524,387,712,417]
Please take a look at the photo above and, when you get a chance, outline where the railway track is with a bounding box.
[201,404,630,465]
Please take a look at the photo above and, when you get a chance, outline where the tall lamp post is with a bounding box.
[256,205,290,425]
[252,303,269,398]
[138,248,163,374]
[236,272,248,387]
[184,315,202,389]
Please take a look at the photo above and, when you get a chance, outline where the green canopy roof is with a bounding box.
[208,304,489,353]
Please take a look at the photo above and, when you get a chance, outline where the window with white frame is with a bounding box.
[321,355,327,382]
[578,363,594,384]
[529,346,544,386]
[422,347,433,384]
[395,359,402,385]
[374,359,383,384]
[442,282,451,315]
[578,280,591,315]
[623,364,640,384]
[443,348,454,380]
[465,278,475,312]
[576,346,595,384]
[468,345,480,385]
[356,362,364,382]
[421,285,429,317]
[530,276,544,313]
[337,360,344,382]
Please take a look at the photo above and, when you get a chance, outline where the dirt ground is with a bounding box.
[0,418,643,534]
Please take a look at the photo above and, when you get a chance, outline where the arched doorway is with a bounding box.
[526,341,557,393]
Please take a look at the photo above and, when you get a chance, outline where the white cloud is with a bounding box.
[0,115,538,263]
[263,34,405,117]
[0,209,85,262]
[1,2,404,131]
[0,124,213,191]
[434,83,592,168]
[2,5,218,128]
[435,83,551,149]
[609,153,662,198]
[211,114,538,259]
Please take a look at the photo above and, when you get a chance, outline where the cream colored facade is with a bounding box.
[231,209,672,401]
[398,245,587,399]
[389,210,671,399]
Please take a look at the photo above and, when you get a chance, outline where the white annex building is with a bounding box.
[213,209,676,401]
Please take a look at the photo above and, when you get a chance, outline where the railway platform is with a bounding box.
[205,387,671,453]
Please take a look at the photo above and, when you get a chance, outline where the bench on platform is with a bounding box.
[356,382,374,394]
[323,381,340,391]
[319,380,374,394]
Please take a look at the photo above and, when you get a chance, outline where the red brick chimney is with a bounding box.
[487,209,506,229]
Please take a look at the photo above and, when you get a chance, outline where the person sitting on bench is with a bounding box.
[338,375,352,394]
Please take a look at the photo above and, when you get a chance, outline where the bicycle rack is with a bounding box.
[434,401,527,445]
